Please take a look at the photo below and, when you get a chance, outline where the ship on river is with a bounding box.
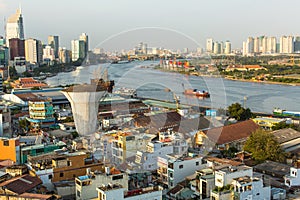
[184,89,210,98]
[273,108,300,118]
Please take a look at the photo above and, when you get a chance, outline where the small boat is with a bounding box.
[184,89,210,98]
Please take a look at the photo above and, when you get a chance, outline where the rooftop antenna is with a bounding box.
[19,2,22,14]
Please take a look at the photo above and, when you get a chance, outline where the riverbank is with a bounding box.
[224,77,300,86]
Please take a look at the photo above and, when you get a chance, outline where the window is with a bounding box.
[77,190,81,197]
[196,162,199,166]
[179,165,183,169]
[48,174,53,179]
[3,140,9,146]
[169,172,173,178]
[60,172,64,177]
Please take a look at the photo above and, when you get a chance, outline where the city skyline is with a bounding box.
[1,0,300,51]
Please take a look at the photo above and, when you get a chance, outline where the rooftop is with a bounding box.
[272,128,300,144]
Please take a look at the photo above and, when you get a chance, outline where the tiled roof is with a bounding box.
[0,174,42,195]
[19,193,54,200]
[203,120,259,145]
[272,128,300,144]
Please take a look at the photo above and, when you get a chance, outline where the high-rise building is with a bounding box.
[71,40,86,61]
[253,37,260,53]
[213,42,221,54]
[206,38,214,53]
[294,37,300,53]
[79,33,89,55]
[9,38,25,60]
[0,36,5,46]
[25,38,43,64]
[43,45,55,61]
[261,37,268,53]
[242,37,254,56]
[48,35,59,59]
[58,47,71,63]
[280,36,294,54]
[0,47,9,66]
[224,41,231,54]
[267,37,277,54]
[6,9,24,45]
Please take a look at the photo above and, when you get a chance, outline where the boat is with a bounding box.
[184,89,210,98]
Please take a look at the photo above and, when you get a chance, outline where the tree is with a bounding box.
[243,129,285,163]
[228,103,252,121]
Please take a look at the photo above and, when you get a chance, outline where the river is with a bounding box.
[46,61,300,114]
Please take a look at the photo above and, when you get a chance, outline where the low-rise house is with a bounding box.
[157,153,206,188]
[272,128,300,152]
[0,137,20,164]
[253,117,291,130]
[0,174,42,195]
[194,120,259,151]
[75,166,128,200]
[284,161,300,188]
[10,77,48,89]
[96,184,163,200]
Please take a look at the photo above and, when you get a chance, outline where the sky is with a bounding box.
[1,0,300,51]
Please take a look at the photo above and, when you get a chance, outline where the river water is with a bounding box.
[46,61,300,114]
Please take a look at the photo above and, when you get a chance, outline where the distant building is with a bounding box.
[0,107,12,137]
[14,56,27,74]
[79,33,89,55]
[294,36,300,53]
[9,38,25,60]
[213,42,221,54]
[25,38,43,64]
[224,41,231,54]
[10,77,48,89]
[58,47,71,63]
[206,38,214,53]
[242,37,254,56]
[0,46,9,66]
[71,39,86,61]
[280,35,294,54]
[6,9,25,45]
[43,45,55,61]
[48,35,59,59]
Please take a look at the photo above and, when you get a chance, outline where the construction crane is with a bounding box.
[171,91,180,111]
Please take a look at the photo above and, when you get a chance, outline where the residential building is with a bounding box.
[0,46,9,66]
[9,38,25,60]
[0,74,2,92]
[6,9,25,45]
[14,56,27,74]
[0,137,20,163]
[75,167,128,200]
[267,36,277,54]
[0,107,12,137]
[71,39,85,61]
[196,168,215,199]
[26,96,56,129]
[48,35,59,59]
[79,33,89,55]
[294,36,300,53]
[157,153,205,188]
[232,175,271,200]
[224,41,231,54]
[58,47,71,63]
[252,117,290,130]
[43,45,55,61]
[272,128,300,152]
[280,36,294,54]
[96,184,163,200]
[213,42,221,54]
[253,37,260,53]
[242,37,254,56]
[206,38,214,53]
[25,38,43,64]
[111,132,153,165]
[284,161,300,188]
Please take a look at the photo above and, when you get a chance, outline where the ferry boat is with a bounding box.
[184,89,210,98]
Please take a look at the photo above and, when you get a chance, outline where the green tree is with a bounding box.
[243,129,285,163]
[228,103,252,121]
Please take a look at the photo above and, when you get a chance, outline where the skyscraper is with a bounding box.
[71,40,86,61]
[206,38,214,53]
[25,38,43,64]
[294,36,300,53]
[224,41,231,54]
[242,37,254,56]
[79,33,89,56]
[267,37,277,54]
[280,36,294,54]
[48,35,59,59]
[6,9,24,45]
[9,38,25,60]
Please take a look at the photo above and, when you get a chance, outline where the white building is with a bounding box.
[224,41,231,54]
[242,37,254,56]
[284,165,300,187]
[280,36,294,54]
[158,153,205,188]
[96,184,163,200]
[267,37,277,54]
[25,38,43,64]
[6,9,24,45]
[75,167,128,200]
[232,175,271,200]
[206,38,214,53]
[43,45,55,61]
[135,141,173,171]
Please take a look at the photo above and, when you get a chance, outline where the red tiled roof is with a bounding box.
[203,120,259,145]
[0,174,42,195]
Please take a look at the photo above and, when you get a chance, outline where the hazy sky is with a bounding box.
[1,0,300,51]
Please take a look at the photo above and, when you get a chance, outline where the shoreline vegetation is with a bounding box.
[154,66,300,87]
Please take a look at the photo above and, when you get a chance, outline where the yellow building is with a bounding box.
[0,137,20,163]
[252,117,289,130]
